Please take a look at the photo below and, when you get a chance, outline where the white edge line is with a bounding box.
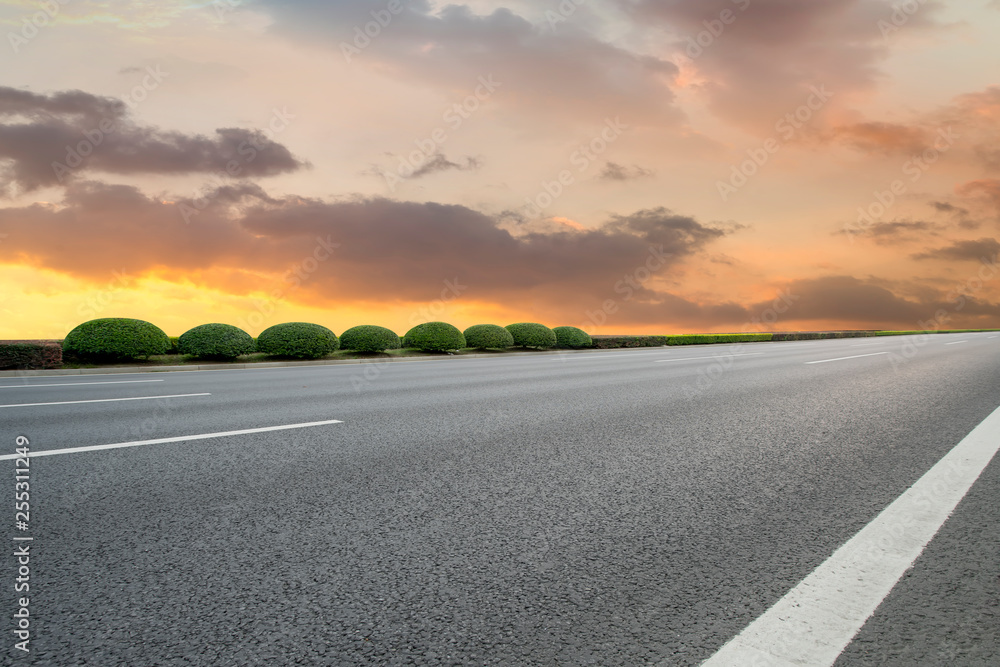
[0,380,165,389]
[0,393,210,409]
[698,404,1000,667]
[805,352,889,365]
[0,420,344,460]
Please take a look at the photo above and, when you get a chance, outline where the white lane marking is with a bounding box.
[0,393,209,409]
[0,419,344,460]
[699,405,1000,667]
[989,336,998,339]
[805,352,889,365]
[945,341,968,345]
[654,353,766,363]
[0,380,165,389]
[849,342,888,347]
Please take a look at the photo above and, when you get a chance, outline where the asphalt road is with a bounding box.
[2,333,998,665]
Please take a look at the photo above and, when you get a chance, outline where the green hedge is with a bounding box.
[771,331,873,341]
[63,318,170,360]
[166,336,181,354]
[591,334,774,348]
[873,329,986,337]
[0,342,62,369]
[591,335,669,349]
[553,326,592,349]
[505,323,557,349]
[178,323,255,360]
[340,325,401,353]
[404,322,466,352]
[257,322,340,359]
[463,324,514,350]
[668,333,773,345]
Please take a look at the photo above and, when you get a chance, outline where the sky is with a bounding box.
[1,0,1000,339]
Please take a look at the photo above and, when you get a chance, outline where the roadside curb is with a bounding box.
[0,348,599,378]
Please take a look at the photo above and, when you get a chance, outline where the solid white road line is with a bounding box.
[654,353,766,363]
[805,352,889,365]
[0,393,210,409]
[0,420,344,460]
[699,405,1000,667]
[0,380,165,389]
[945,341,968,345]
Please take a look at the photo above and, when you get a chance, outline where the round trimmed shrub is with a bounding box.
[257,322,340,359]
[505,322,557,349]
[553,326,593,349]
[340,325,401,353]
[404,322,466,352]
[464,324,514,350]
[178,323,255,360]
[63,318,170,360]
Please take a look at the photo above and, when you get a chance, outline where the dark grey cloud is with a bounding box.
[5,178,996,330]
[847,219,939,245]
[913,238,1000,262]
[599,161,655,181]
[0,182,729,320]
[0,86,306,193]
[410,153,481,179]
[931,201,968,215]
[255,0,681,125]
[749,275,1000,327]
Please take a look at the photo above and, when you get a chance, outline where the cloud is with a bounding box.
[0,86,306,193]
[618,0,946,133]
[913,238,1000,262]
[257,1,681,125]
[410,153,481,179]
[599,161,656,181]
[826,86,1000,168]
[931,201,968,215]
[0,181,731,318]
[749,275,1000,327]
[827,121,930,155]
[850,219,939,245]
[3,180,996,330]
[957,179,1000,213]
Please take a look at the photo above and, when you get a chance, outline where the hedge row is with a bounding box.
[772,331,875,341]
[668,333,773,345]
[0,342,63,370]
[11,318,988,370]
[591,335,670,348]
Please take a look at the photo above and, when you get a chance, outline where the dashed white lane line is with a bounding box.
[654,353,766,364]
[805,352,889,365]
[0,393,209,409]
[0,419,344,460]
[0,380,165,389]
[699,404,1000,667]
[945,340,968,345]
[849,342,888,347]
